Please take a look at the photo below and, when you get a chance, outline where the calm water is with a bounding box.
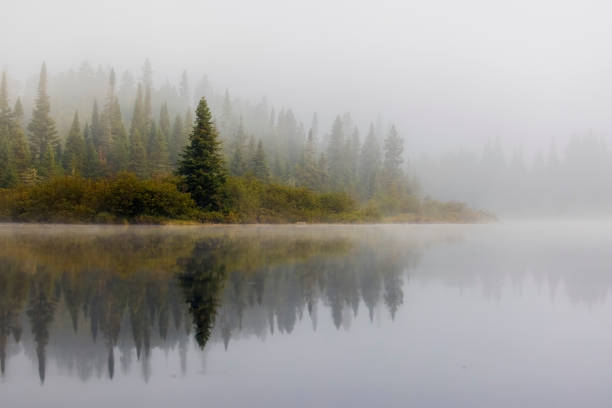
[2,222,612,407]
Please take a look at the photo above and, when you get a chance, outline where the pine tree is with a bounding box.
[250,140,269,182]
[98,69,116,165]
[142,59,153,131]
[98,69,129,172]
[148,122,170,176]
[296,129,320,190]
[326,116,345,190]
[11,99,31,180]
[170,114,185,166]
[0,72,16,187]
[28,63,59,179]
[178,97,227,211]
[179,70,190,110]
[0,72,10,131]
[359,124,381,199]
[383,125,403,179]
[383,125,404,189]
[82,124,101,178]
[219,89,233,139]
[229,119,248,176]
[90,100,103,154]
[109,98,129,172]
[349,128,361,185]
[63,112,85,175]
[129,84,147,177]
[159,102,171,146]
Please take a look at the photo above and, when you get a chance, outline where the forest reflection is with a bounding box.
[0,226,422,384]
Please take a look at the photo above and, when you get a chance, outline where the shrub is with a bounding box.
[0,173,197,223]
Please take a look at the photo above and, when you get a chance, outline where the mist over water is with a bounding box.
[2,223,612,407]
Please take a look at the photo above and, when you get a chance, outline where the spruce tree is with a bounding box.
[250,140,269,182]
[0,72,10,132]
[109,99,129,172]
[184,108,193,139]
[0,72,16,187]
[11,99,31,180]
[326,116,345,190]
[99,69,116,165]
[142,59,153,131]
[360,124,381,199]
[148,122,170,176]
[90,100,103,154]
[82,124,101,178]
[296,129,320,190]
[229,119,248,176]
[129,84,148,177]
[178,97,226,211]
[159,102,171,146]
[170,114,185,166]
[220,90,233,139]
[179,70,190,110]
[63,112,85,175]
[28,63,59,179]
[382,125,404,191]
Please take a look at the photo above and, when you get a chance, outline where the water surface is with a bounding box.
[1,222,612,407]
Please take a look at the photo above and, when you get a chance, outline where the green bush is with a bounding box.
[0,173,197,223]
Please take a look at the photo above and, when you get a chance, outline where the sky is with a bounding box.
[3,0,612,154]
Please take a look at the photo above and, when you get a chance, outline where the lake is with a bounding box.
[1,222,612,407]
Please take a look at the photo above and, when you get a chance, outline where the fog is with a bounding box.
[3,0,612,215]
[5,0,612,149]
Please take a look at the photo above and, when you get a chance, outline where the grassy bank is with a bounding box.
[0,173,493,224]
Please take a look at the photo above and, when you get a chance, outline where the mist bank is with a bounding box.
[416,136,612,217]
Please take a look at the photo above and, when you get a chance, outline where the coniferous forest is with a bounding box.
[0,61,491,223]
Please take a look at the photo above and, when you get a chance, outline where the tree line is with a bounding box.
[0,60,417,215]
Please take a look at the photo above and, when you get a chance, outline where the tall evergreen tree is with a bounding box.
[159,102,171,146]
[148,122,170,175]
[184,108,193,135]
[382,125,404,189]
[250,140,269,182]
[179,70,190,110]
[109,98,129,172]
[28,63,59,179]
[99,69,116,165]
[296,129,320,190]
[219,89,233,139]
[359,124,381,199]
[0,71,16,187]
[11,99,31,180]
[170,114,185,166]
[90,100,103,154]
[63,112,85,175]
[129,84,147,177]
[82,124,101,178]
[229,119,248,176]
[142,59,153,131]
[326,116,345,190]
[178,97,227,211]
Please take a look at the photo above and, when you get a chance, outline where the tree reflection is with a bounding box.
[178,238,228,349]
[0,228,416,383]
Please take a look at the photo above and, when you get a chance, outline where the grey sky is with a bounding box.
[3,0,612,154]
